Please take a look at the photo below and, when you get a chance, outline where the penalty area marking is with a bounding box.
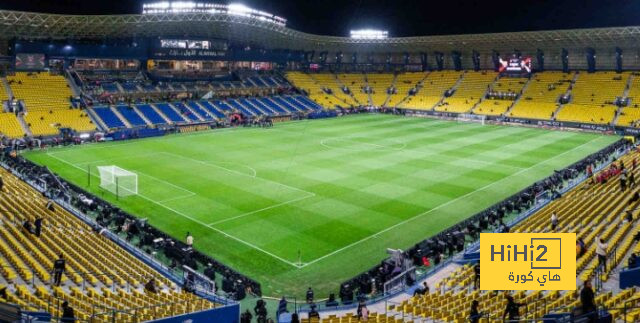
[45,151,308,268]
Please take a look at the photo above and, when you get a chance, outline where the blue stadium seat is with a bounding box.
[284,96,311,111]
[102,83,119,93]
[261,97,288,114]
[296,95,323,110]
[137,104,166,124]
[93,106,125,128]
[249,98,278,114]
[213,100,233,112]
[172,102,200,121]
[200,101,226,119]
[120,82,139,93]
[116,105,147,126]
[187,102,213,120]
[227,99,255,116]
[272,97,301,113]
[142,84,157,92]
[239,98,265,115]
[154,103,185,123]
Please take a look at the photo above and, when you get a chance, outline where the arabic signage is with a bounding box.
[151,48,228,59]
[480,233,576,290]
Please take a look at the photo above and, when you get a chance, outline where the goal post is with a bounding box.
[456,113,486,125]
[97,166,138,198]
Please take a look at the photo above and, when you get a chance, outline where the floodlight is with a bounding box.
[350,29,389,40]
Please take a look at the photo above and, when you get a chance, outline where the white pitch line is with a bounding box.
[69,151,160,167]
[298,135,607,268]
[157,192,197,203]
[160,152,315,196]
[208,194,315,226]
[46,152,302,268]
[275,127,528,171]
[68,152,197,197]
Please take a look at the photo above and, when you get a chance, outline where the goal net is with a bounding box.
[97,166,138,197]
[456,113,486,125]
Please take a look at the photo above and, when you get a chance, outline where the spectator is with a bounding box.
[551,212,559,231]
[306,287,314,303]
[0,175,3,192]
[469,300,483,323]
[61,301,75,322]
[628,253,638,269]
[34,217,43,237]
[23,220,35,235]
[291,313,299,323]
[186,232,193,248]
[502,295,524,322]
[240,310,252,323]
[308,304,319,319]
[0,286,7,300]
[254,299,267,322]
[474,262,480,290]
[578,238,586,258]
[596,237,608,271]
[145,278,157,293]
[357,301,369,321]
[277,296,288,316]
[53,254,65,286]
[580,280,597,322]
[630,170,636,188]
[413,281,429,296]
[625,210,633,223]
[204,263,216,280]
[46,199,55,212]
[620,169,627,191]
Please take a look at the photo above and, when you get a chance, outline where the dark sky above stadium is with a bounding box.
[2,0,640,37]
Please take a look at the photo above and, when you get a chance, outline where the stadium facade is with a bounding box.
[2,9,640,71]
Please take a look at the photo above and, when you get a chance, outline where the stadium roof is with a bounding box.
[3,9,640,53]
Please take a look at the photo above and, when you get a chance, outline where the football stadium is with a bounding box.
[1,0,640,322]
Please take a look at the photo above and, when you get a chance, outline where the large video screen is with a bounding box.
[499,54,532,74]
[15,53,45,70]
[160,39,228,51]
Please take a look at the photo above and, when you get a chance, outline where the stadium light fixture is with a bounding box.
[350,29,389,40]
[142,1,287,26]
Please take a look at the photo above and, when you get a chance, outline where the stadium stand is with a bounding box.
[385,72,426,107]
[287,72,352,109]
[0,81,25,137]
[0,112,24,138]
[93,106,126,129]
[508,71,574,120]
[136,104,168,125]
[116,105,148,127]
[367,73,394,106]
[384,148,640,322]
[6,72,96,135]
[337,73,369,106]
[0,166,218,321]
[617,74,640,127]
[310,73,360,107]
[555,71,628,125]
[399,71,461,110]
[436,71,497,113]
[473,76,527,116]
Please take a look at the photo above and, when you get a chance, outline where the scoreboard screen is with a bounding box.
[499,54,532,74]
[15,53,45,70]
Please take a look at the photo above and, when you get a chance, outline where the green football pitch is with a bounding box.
[24,114,618,297]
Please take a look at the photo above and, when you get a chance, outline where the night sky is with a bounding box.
[2,0,640,37]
